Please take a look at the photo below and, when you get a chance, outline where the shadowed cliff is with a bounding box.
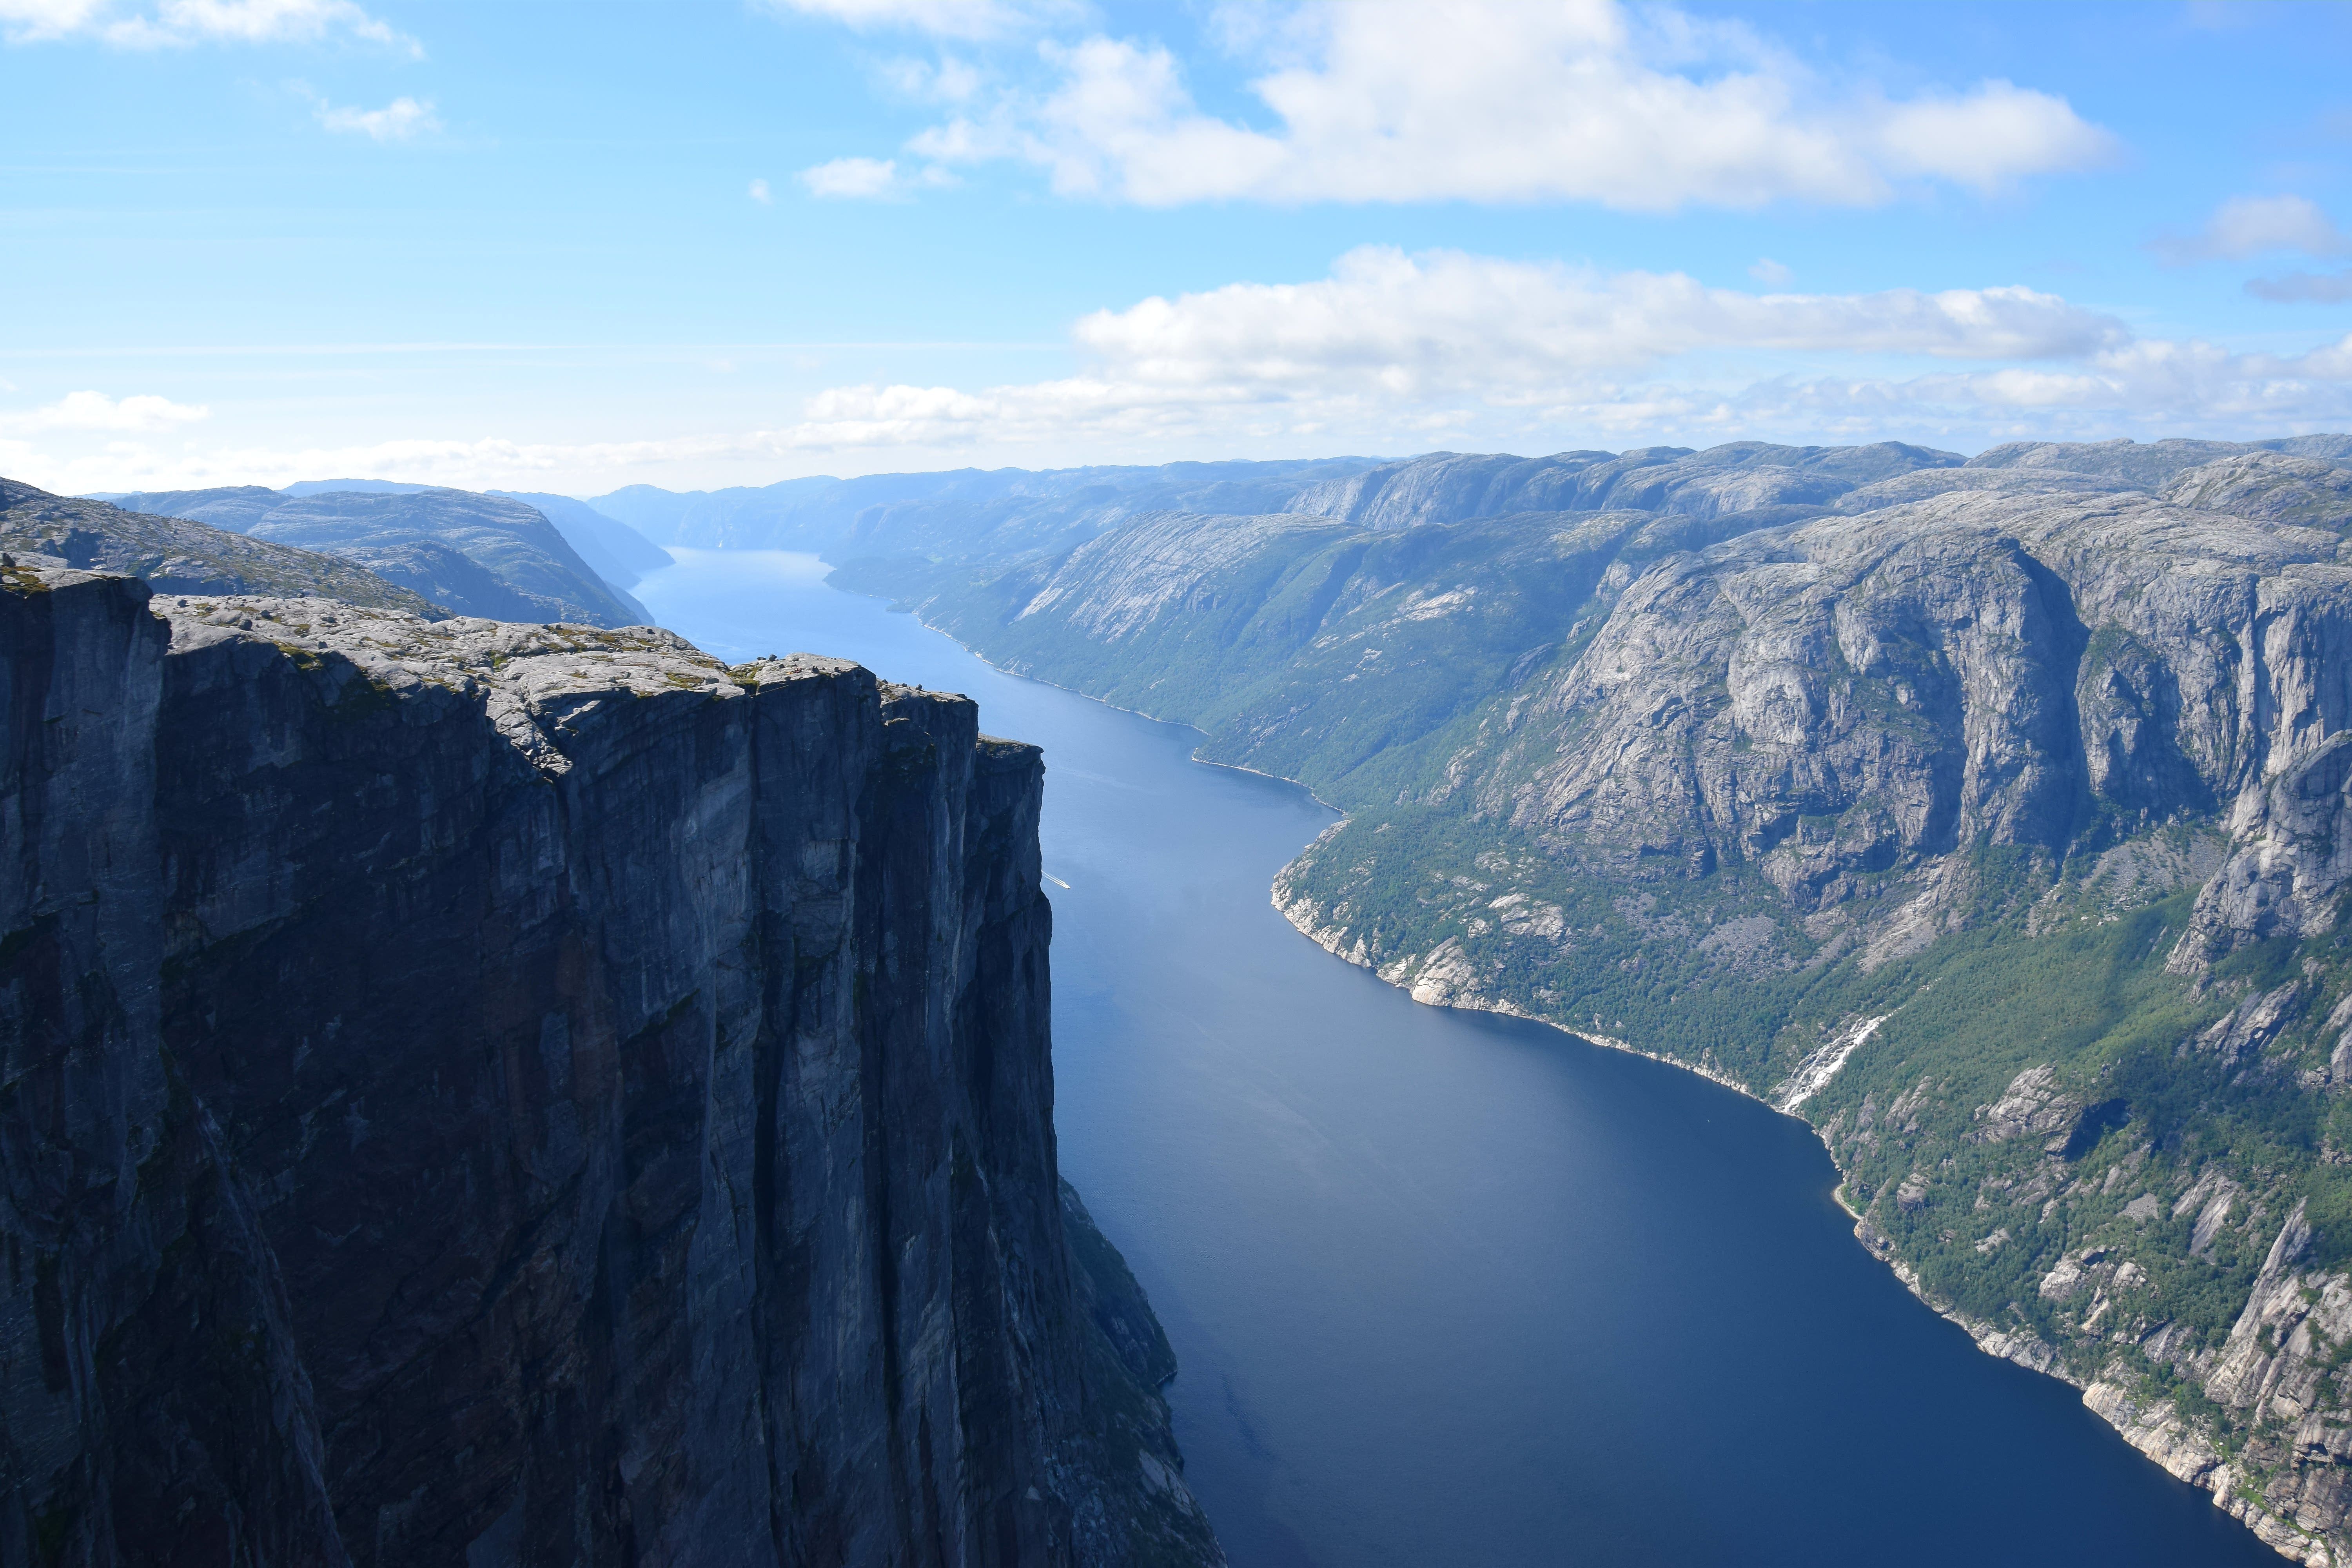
[0,568,1220,1567]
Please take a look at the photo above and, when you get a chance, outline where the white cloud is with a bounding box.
[758,334,2352,460]
[0,0,109,40]
[1748,258,1793,285]
[762,0,1024,41]
[2153,194,2350,264]
[1067,247,2121,391]
[895,0,2115,210]
[749,177,774,204]
[800,155,903,198]
[1871,80,2111,192]
[754,250,2352,455]
[0,390,210,433]
[881,53,982,101]
[18,254,2352,494]
[5,0,418,51]
[311,92,437,140]
[149,0,406,45]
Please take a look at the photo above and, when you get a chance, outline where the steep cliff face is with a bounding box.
[0,571,1218,1567]
[0,565,347,1564]
[1439,485,2352,915]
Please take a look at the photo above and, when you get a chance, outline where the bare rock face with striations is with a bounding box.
[1448,481,2352,920]
[0,569,1219,1567]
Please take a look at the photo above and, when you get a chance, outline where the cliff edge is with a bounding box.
[0,569,1220,1566]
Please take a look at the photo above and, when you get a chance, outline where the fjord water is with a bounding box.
[637,549,2274,1568]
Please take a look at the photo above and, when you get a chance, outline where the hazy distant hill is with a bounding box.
[111,484,646,627]
[588,458,1388,560]
[491,490,671,590]
[581,443,2016,563]
[0,478,438,612]
[599,437,2352,572]
[279,477,437,497]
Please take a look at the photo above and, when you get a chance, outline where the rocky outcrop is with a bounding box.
[1450,484,2352,908]
[2164,454,2352,528]
[2175,732,2352,968]
[0,570,1218,1566]
[0,563,348,1565]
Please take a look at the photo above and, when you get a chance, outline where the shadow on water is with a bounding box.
[637,549,2279,1568]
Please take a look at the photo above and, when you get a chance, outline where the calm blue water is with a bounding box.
[637,548,2276,1568]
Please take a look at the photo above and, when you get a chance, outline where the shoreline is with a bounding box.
[844,575,2325,1567]
[1271,878,2330,1568]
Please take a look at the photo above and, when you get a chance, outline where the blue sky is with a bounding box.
[3,0,2349,495]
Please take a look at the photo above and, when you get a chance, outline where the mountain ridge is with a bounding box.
[0,479,440,613]
[107,484,648,626]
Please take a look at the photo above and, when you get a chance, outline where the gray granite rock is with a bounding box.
[1449,487,2352,918]
[0,573,1220,1568]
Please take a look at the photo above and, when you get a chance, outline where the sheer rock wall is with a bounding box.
[0,572,1216,1567]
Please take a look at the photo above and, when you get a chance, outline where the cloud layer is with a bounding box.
[757,251,2352,454]
[2,0,416,51]
[814,0,2114,210]
[1068,248,2123,391]
[20,250,2352,495]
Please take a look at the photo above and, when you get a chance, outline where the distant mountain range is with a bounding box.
[96,483,661,628]
[489,491,673,592]
[575,434,2352,570]
[583,459,1383,561]
[1,479,439,613]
